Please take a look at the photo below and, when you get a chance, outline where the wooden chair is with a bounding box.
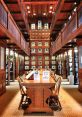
[17,77,31,109]
[47,77,62,110]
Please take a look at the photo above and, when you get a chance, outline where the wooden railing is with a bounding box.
[0,1,30,55]
[50,3,82,55]
[78,7,82,27]
[0,3,7,28]
[8,14,21,44]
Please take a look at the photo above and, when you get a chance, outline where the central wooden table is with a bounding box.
[22,71,55,113]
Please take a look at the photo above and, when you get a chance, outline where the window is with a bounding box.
[38,20,42,29]
[31,23,35,29]
[44,23,49,29]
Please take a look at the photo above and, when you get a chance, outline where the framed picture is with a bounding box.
[38,42,42,46]
[51,56,55,60]
[44,48,49,53]
[25,61,29,64]
[25,66,29,70]
[45,61,49,65]
[31,61,36,65]
[31,48,36,53]
[31,42,35,47]
[45,42,49,46]
[38,61,42,65]
[38,48,42,53]
[31,56,36,60]
[25,56,29,60]
[38,56,42,60]
[45,56,49,60]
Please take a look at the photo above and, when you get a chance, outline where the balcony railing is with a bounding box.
[51,3,82,55]
[8,15,21,44]
[0,3,7,28]
[78,7,82,27]
[0,1,29,55]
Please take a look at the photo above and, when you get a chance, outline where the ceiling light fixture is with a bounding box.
[50,6,53,9]
[43,13,46,16]
[28,11,31,13]
[49,11,52,13]
[33,13,36,16]
[27,6,30,10]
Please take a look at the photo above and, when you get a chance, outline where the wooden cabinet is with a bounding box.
[29,29,50,69]
[0,69,6,95]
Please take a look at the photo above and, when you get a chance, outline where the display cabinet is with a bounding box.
[74,47,79,84]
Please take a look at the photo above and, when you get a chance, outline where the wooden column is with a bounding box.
[13,51,15,81]
[7,49,10,85]
[77,39,82,91]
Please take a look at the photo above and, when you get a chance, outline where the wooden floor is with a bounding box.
[0,81,82,117]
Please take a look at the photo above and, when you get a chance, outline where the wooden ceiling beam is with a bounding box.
[61,10,72,13]
[23,1,58,5]
[4,1,18,4]
[65,0,78,3]
[50,0,65,32]
[10,11,21,14]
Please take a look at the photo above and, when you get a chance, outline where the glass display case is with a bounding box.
[74,47,78,84]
